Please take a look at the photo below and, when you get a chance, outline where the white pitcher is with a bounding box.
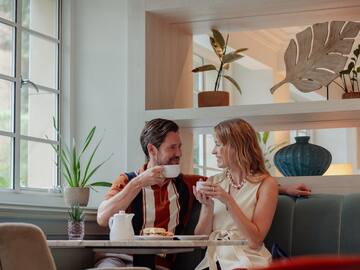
[108,210,135,241]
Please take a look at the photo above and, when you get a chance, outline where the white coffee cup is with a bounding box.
[196,181,206,191]
[162,164,180,178]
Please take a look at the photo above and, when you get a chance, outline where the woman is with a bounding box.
[193,119,278,270]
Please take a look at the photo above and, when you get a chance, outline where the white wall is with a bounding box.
[70,0,128,207]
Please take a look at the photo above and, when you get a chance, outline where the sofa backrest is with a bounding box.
[265,194,360,256]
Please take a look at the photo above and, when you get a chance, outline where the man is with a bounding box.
[96,118,311,268]
[97,118,199,269]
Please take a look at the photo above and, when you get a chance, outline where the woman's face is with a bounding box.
[212,135,230,168]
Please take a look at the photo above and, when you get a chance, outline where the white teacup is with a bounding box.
[196,180,206,191]
[162,164,180,178]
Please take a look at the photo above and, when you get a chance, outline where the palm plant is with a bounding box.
[256,131,286,169]
[192,29,247,94]
[339,43,360,93]
[52,119,112,188]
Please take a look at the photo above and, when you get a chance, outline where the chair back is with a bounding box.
[0,223,56,270]
[251,255,360,270]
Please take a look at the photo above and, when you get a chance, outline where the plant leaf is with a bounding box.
[223,63,230,70]
[192,64,217,73]
[222,50,246,64]
[223,75,242,94]
[90,181,112,187]
[256,132,261,143]
[270,21,360,94]
[211,29,225,51]
[210,36,223,58]
[262,131,269,145]
[83,154,113,187]
[80,127,96,155]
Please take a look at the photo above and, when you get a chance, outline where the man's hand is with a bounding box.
[137,166,166,187]
[279,183,311,197]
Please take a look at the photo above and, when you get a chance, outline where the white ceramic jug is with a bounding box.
[108,210,135,241]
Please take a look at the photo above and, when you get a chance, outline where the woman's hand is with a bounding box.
[198,182,231,206]
[193,185,214,207]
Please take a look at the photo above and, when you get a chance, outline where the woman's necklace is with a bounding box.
[226,169,245,190]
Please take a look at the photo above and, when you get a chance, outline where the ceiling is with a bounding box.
[146,0,360,34]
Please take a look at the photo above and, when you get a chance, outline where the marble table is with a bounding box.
[48,238,247,254]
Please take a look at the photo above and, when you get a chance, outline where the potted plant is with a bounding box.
[256,131,286,170]
[52,122,112,206]
[192,29,247,107]
[68,204,85,240]
[339,43,360,99]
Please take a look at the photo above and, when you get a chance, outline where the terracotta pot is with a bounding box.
[198,91,229,107]
[342,92,360,99]
[64,187,90,206]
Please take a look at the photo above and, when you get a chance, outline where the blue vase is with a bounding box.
[274,136,332,176]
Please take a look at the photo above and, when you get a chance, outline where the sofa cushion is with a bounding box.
[265,194,360,257]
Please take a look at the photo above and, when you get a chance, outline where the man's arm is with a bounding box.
[97,166,165,227]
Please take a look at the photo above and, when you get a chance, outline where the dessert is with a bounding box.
[141,227,174,237]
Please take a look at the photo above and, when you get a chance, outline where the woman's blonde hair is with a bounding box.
[214,118,268,179]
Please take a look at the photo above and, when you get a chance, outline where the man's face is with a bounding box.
[155,131,182,165]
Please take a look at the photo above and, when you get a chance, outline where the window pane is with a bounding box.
[0,0,15,21]
[0,135,12,188]
[22,0,58,38]
[21,86,57,140]
[0,79,12,132]
[20,140,56,188]
[21,32,58,89]
[0,22,14,76]
[206,134,218,168]
[193,167,203,176]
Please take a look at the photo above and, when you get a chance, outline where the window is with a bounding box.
[0,0,61,191]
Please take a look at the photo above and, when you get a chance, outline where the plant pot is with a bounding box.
[198,91,229,107]
[274,136,332,176]
[342,92,360,99]
[64,187,90,206]
[68,220,85,240]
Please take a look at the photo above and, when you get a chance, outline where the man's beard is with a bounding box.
[157,155,180,165]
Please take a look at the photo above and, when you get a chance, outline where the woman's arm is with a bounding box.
[226,176,278,248]
[192,177,215,235]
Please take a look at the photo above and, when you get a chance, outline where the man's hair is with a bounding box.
[140,118,179,161]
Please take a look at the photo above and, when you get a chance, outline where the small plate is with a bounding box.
[135,235,174,240]
[173,235,208,240]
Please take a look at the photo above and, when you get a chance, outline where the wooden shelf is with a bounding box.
[145,99,360,131]
[277,175,360,195]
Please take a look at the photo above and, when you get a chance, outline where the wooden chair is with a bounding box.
[0,223,57,270]
[250,255,360,270]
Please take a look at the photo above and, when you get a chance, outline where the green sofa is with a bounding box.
[265,194,360,256]
[175,193,360,269]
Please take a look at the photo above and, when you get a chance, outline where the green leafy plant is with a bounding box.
[52,119,112,188]
[68,204,85,222]
[256,131,286,169]
[339,43,360,93]
[192,29,247,94]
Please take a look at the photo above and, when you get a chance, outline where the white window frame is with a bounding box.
[0,0,62,202]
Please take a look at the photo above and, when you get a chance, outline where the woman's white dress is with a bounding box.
[195,172,272,270]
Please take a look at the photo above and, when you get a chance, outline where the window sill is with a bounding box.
[0,189,98,212]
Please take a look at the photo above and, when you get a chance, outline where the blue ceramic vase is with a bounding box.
[274,136,332,176]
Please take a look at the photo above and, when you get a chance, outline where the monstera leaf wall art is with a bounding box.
[271,21,360,94]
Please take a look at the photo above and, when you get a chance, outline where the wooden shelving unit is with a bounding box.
[145,99,360,132]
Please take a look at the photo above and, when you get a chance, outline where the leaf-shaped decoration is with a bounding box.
[192,64,217,73]
[222,48,248,64]
[223,75,242,94]
[270,21,360,94]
